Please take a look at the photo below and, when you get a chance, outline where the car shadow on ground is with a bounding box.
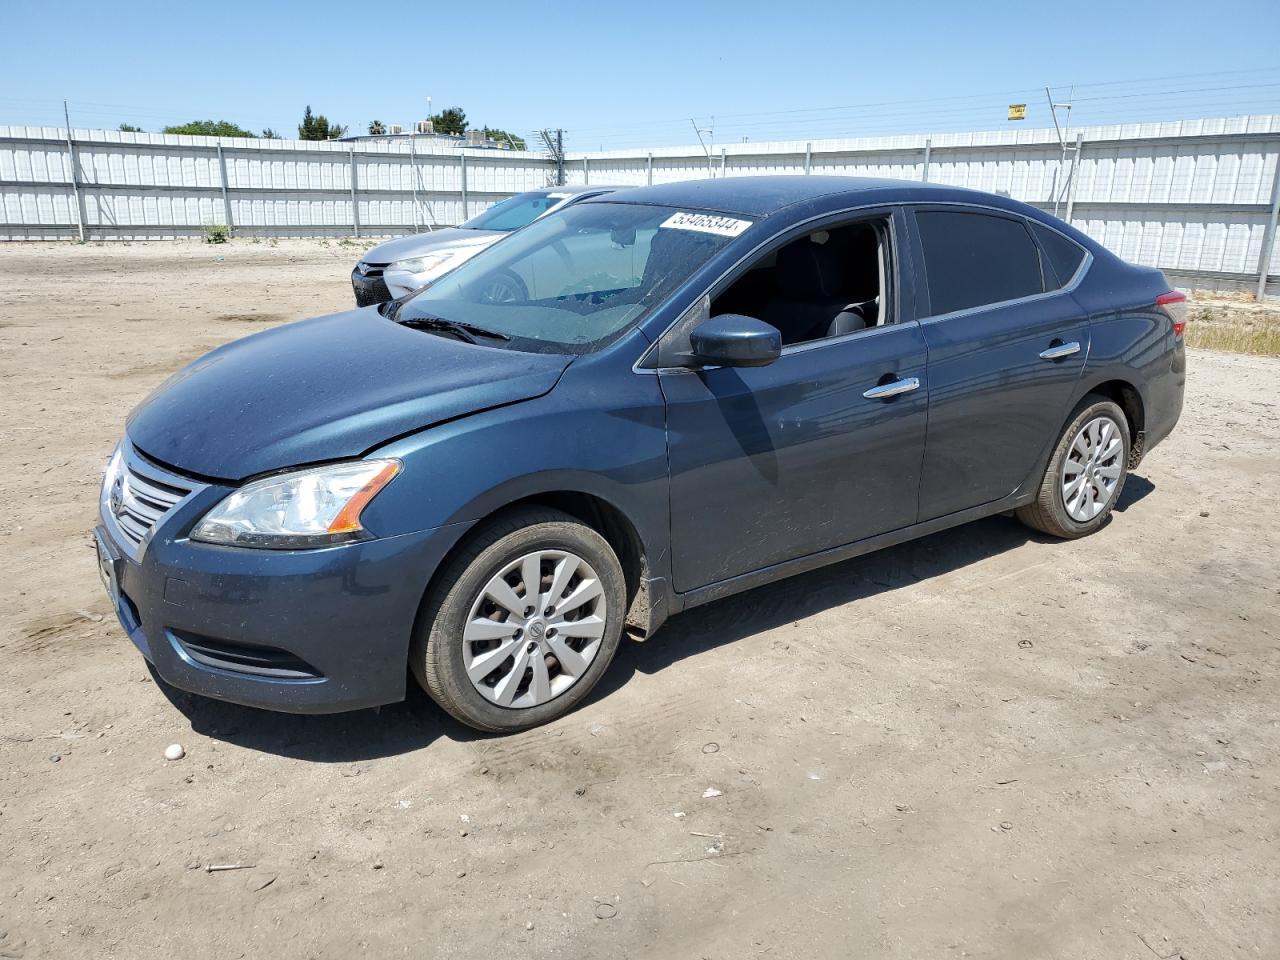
[154,669,483,762]
[597,474,1155,700]
[157,475,1155,762]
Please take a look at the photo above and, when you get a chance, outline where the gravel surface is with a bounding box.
[1,240,1277,960]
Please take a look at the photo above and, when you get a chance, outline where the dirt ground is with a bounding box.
[1185,295,1280,358]
[1,240,1277,960]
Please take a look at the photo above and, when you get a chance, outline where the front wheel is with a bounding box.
[1017,396,1130,539]
[477,269,527,304]
[412,507,626,733]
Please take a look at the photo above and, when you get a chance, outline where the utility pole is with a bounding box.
[1045,85,1077,218]
[691,119,714,178]
[63,99,85,242]
[538,129,566,186]
[1064,131,1084,224]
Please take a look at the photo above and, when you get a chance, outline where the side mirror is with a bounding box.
[688,315,782,368]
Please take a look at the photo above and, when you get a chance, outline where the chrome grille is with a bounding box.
[103,443,199,557]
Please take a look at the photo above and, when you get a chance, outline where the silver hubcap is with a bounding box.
[1061,415,1124,522]
[463,550,607,709]
[480,278,520,303]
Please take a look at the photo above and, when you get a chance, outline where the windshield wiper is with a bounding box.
[396,314,511,343]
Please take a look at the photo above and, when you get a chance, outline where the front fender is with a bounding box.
[361,353,672,588]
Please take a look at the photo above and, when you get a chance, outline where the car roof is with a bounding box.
[585,175,1003,218]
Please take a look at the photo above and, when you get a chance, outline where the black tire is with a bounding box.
[411,506,626,733]
[1016,395,1131,539]
[477,269,527,304]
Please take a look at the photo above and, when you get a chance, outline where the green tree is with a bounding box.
[431,106,467,136]
[483,127,526,150]
[298,105,347,140]
[162,119,258,138]
[260,127,281,139]
[118,123,144,133]
[367,119,387,136]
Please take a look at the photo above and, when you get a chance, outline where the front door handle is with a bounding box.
[1039,340,1081,361]
[863,376,921,400]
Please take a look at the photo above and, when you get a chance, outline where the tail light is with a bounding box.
[1156,291,1188,339]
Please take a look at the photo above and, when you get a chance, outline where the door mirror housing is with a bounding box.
[687,315,782,368]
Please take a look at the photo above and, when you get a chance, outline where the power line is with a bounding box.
[2,64,1276,148]
[1048,65,1280,90]
[566,67,1280,139]
[566,82,1279,148]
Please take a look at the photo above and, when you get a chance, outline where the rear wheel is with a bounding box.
[412,507,626,732]
[1017,396,1130,539]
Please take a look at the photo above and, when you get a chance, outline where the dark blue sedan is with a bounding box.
[96,176,1186,732]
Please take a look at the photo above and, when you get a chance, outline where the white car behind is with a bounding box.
[351,185,620,306]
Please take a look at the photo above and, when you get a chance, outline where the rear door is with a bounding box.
[909,207,1090,520]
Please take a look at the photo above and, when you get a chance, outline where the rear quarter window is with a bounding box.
[915,210,1044,316]
[1029,220,1087,289]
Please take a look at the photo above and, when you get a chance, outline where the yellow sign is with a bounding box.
[1008,104,1027,121]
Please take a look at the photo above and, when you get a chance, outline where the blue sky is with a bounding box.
[2,0,1277,148]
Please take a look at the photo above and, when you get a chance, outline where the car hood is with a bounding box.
[362,228,502,265]
[126,308,571,481]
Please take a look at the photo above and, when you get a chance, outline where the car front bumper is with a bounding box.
[351,266,391,307]
[95,477,471,714]
[382,267,434,300]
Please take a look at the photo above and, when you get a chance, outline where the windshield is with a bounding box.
[396,202,751,353]
[460,191,565,232]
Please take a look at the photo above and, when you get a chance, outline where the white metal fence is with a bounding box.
[0,127,553,241]
[567,115,1280,294]
[2,116,1279,293]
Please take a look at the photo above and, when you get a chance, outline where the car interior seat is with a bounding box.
[760,234,868,344]
[825,224,886,336]
[637,227,723,306]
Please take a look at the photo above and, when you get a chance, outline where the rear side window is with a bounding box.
[916,210,1044,316]
[461,192,557,232]
[1029,220,1087,289]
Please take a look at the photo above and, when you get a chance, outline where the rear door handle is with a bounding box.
[1039,340,1081,361]
[863,376,920,400]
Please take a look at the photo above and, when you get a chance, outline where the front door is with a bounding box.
[660,322,928,593]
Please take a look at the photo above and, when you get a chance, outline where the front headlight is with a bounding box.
[389,251,457,276]
[101,442,124,499]
[191,460,400,549]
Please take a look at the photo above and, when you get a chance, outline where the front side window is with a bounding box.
[711,217,891,347]
[397,202,748,352]
[461,192,561,232]
[916,210,1044,317]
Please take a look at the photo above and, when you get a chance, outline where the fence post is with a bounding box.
[1257,150,1280,301]
[459,154,468,224]
[410,136,420,232]
[349,146,360,238]
[804,142,812,175]
[1064,132,1084,224]
[582,157,590,184]
[62,113,86,241]
[216,144,234,236]
[647,152,653,185]
[922,138,931,183]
